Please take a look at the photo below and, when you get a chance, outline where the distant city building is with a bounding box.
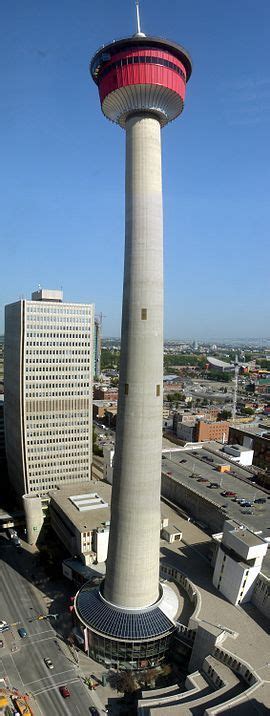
[4,289,94,516]
[194,420,229,443]
[223,444,254,467]
[176,421,195,442]
[229,426,270,475]
[192,339,198,351]
[93,386,118,401]
[212,519,268,605]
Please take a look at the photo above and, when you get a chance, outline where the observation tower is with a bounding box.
[75,2,192,669]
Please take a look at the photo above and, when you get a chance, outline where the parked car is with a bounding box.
[179,459,187,463]
[0,621,7,631]
[221,491,236,497]
[89,708,99,716]
[254,498,266,504]
[44,658,54,669]
[241,509,254,515]
[17,628,27,638]
[59,686,70,698]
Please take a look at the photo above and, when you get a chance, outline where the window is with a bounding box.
[141,308,147,320]
[156,385,160,397]
[124,384,129,395]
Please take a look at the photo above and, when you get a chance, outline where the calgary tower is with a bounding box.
[75,2,192,669]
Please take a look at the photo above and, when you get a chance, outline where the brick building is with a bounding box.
[194,420,229,443]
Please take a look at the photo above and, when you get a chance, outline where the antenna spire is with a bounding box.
[134,0,146,37]
[136,0,141,34]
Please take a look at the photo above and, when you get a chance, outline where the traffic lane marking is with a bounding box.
[34,677,79,695]
[25,667,76,686]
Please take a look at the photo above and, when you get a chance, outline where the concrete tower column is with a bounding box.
[104,114,163,609]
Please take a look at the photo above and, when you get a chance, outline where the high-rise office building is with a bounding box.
[93,316,101,378]
[74,8,192,668]
[4,289,94,503]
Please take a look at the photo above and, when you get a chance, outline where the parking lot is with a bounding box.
[161,446,270,574]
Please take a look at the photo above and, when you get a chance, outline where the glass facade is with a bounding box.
[85,627,173,670]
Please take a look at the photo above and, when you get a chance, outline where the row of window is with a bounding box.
[26,306,91,314]
[26,341,91,347]
[26,348,90,354]
[26,413,89,420]
[25,381,90,388]
[25,358,89,364]
[25,390,90,397]
[99,54,186,81]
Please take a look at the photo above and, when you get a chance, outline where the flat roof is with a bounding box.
[49,481,112,532]
[225,520,266,547]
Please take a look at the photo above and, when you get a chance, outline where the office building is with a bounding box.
[94,316,101,378]
[4,289,94,510]
[74,8,192,669]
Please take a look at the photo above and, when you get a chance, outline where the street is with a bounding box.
[0,536,102,715]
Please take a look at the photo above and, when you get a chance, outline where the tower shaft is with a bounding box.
[104,114,163,609]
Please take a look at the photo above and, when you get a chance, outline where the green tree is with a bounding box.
[217,410,232,420]
[242,407,254,415]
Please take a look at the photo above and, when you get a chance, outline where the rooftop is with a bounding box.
[49,481,112,532]
[225,519,267,548]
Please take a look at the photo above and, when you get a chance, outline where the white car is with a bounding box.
[44,658,54,670]
[0,620,7,630]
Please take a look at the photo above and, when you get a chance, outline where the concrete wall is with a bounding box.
[23,494,44,544]
[251,572,270,619]
[104,115,163,610]
[93,528,109,563]
[161,473,226,533]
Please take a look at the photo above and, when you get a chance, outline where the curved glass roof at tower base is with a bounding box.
[75,583,175,640]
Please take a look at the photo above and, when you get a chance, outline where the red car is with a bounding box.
[221,491,236,497]
[59,686,70,698]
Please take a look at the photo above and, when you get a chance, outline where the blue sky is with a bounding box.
[1,0,270,340]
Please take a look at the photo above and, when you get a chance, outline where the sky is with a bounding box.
[1,0,270,340]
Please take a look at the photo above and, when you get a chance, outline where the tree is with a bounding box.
[242,407,254,415]
[108,670,138,694]
[92,426,103,456]
[217,410,232,420]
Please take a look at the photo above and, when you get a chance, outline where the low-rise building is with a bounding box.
[195,420,229,443]
[223,444,254,466]
[176,421,195,442]
[212,519,268,605]
[229,425,270,475]
[49,481,112,565]
[93,386,118,401]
